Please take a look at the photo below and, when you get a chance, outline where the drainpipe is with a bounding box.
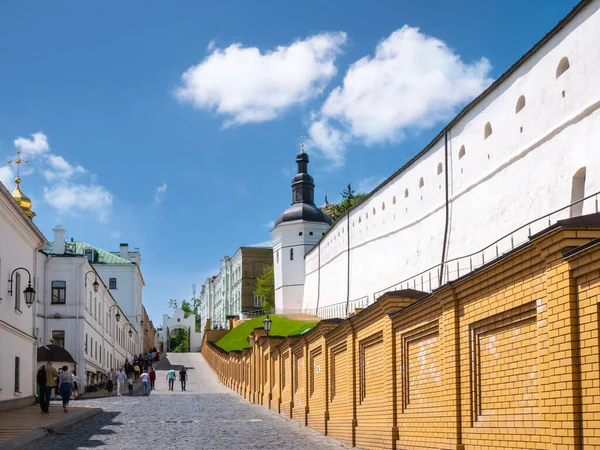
[345,210,351,315]
[439,128,450,287]
[32,242,44,398]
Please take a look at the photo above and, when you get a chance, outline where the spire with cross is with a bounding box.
[6,149,35,218]
[298,134,306,153]
[7,149,29,184]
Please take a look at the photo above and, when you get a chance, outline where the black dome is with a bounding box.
[275,202,332,226]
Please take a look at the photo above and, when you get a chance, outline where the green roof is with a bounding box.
[73,242,133,264]
[214,315,318,352]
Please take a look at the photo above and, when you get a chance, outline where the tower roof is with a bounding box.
[7,150,35,218]
[274,150,332,226]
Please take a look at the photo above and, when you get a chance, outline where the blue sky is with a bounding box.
[0,1,579,324]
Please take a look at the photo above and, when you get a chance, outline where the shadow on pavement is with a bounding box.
[30,411,122,449]
[153,354,193,371]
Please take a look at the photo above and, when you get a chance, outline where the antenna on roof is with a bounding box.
[192,284,196,299]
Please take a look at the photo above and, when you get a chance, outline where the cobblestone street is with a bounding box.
[28,353,350,449]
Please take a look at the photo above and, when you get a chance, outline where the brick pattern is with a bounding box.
[201,227,600,450]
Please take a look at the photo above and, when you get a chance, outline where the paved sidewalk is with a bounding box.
[0,404,101,449]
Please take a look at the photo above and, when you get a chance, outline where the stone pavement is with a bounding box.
[28,352,351,449]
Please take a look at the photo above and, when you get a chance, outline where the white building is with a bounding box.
[0,178,46,411]
[158,309,202,352]
[271,151,331,312]
[301,0,600,317]
[199,245,272,337]
[36,226,139,392]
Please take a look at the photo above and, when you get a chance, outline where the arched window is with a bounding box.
[404,189,409,198]
[516,95,526,113]
[392,196,396,205]
[381,202,385,211]
[372,207,376,215]
[556,57,570,79]
[419,177,424,188]
[484,122,492,139]
[358,216,362,223]
[570,167,586,217]
[437,163,443,175]
[458,145,466,159]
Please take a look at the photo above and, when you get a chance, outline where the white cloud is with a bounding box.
[43,154,86,181]
[43,183,113,220]
[154,182,168,204]
[14,132,50,157]
[357,175,386,194]
[261,220,275,229]
[175,32,347,126]
[110,231,121,239]
[310,26,493,165]
[0,165,14,189]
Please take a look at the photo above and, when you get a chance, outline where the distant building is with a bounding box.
[199,244,272,337]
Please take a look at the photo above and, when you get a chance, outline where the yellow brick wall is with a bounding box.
[200,226,600,450]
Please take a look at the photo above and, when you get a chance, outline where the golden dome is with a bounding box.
[11,177,36,218]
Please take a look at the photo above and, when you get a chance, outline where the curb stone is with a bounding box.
[0,408,102,450]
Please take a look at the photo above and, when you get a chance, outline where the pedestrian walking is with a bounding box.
[116,367,126,396]
[140,370,150,396]
[166,369,176,391]
[71,370,79,400]
[179,367,188,391]
[58,366,73,413]
[37,361,58,414]
[127,375,134,396]
[149,368,156,390]
[134,363,140,381]
[107,368,115,394]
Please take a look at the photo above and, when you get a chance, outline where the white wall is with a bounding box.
[303,0,600,314]
[0,187,45,408]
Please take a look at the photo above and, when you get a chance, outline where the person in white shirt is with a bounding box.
[140,370,150,396]
[116,368,126,396]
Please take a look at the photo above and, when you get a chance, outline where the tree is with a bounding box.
[323,183,367,222]
[254,264,274,308]
[169,328,189,353]
[168,298,178,310]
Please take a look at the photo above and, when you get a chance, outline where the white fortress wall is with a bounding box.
[303,0,600,312]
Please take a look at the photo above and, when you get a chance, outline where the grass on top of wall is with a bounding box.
[215,315,318,352]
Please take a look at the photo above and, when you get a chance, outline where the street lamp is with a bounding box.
[124,322,135,338]
[109,304,121,322]
[8,267,36,308]
[84,270,99,293]
[263,315,272,336]
[135,314,144,327]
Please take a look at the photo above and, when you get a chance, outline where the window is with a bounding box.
[516,95,526,113]
[404,189,409,198]
[419,177,424,188]
[95,342,98,360]
[14,357,20,392]
[309,231,313,236]
[290,248,294,260]
[298,231,303,236]
[382,202,385,211]
[52,330,65,348]
[85,334,88,354]
[51,281,66,304]
[393,196,396,205]
[15,272,21,311]
[570,167,586,217]
[556,56,570,79]
[254,295,265,307]
[109,278,117,289]
[90,337,93,355]
[437,163,443,175]
[84,248,93,262]
[100,346,102,363]
[484,122,492,139]
[458,145,466,159]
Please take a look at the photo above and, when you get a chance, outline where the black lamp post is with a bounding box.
[109,304,121,323]
[9,267,36,308]
[124,322,135,337]
[84,270,99,293]
[263,315,272,336]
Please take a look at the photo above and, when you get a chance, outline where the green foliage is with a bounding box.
[215,315,318,352]
[323,183,367,222]
[254,264,274,308]
[168,298,178,310]
[169,328,189,353]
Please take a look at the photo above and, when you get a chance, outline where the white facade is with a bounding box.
[158,309,202,352]
[271,220,330,311]
[36,227,138,393]
[0,183,46,411]
[302,0,600,315]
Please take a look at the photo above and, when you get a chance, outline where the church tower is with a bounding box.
[270,143,332,312]
[8,149,35,218]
